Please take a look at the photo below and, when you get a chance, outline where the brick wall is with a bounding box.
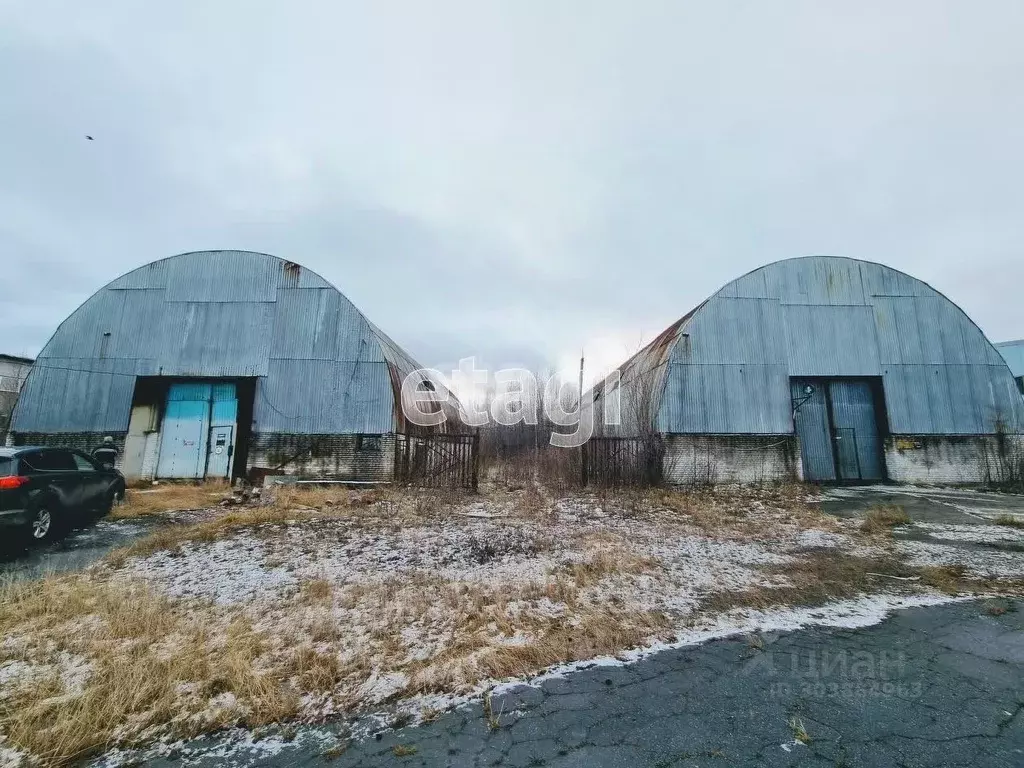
[662,434,802,485]
[884,435,1024,485]
[11,432,128,471]
[248,433,396,481]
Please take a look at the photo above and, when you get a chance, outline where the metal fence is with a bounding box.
[395,432,479,490]
[582,436,664,487]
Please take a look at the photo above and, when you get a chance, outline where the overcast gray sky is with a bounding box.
[3,1,1023,382]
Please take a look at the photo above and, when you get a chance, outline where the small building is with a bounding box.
[587,256,1024,486]
[11,251,462,483]
[0,354,34,445]
[995,340,1024,394]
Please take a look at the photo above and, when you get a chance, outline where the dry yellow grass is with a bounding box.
[645,483,834,536]
[0,576,301,765]
[860,504,911,534]
[109,483,228,519]
[995,514,1024,529]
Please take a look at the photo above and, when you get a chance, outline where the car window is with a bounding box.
[72,453,98,472]
[22,450,77,472]
[0,457,12,477]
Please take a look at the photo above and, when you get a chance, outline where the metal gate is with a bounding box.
[792,378,885,482]
[582,436,664,487]
[395,433,478,490]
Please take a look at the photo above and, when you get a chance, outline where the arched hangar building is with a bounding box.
[590,256,1024,485]
[995,340,1024,394]
[11,250,459,482]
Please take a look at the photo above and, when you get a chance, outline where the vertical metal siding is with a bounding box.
[13,251,434,437]
[782,305,881,376]
[605,256,1024,437]
[255,360,393,434]
[164,251,279,302]
[158,302,275,376]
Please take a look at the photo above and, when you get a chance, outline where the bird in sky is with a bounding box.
[85,135,94,140]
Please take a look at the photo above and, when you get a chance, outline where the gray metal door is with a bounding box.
[206,426,234,478]
[792,380,836,481]
[829,380,884,481]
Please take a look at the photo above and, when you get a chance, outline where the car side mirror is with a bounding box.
[103,462,114,470]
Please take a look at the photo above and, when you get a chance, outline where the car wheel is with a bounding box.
[28,504,56,542]
[99,489,122,517]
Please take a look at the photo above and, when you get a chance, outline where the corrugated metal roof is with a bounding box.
[996,340,1024,378]
[13,251,447,435]
[599,256,1024,435]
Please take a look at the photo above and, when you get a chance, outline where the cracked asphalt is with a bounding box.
[145,599,1024,768]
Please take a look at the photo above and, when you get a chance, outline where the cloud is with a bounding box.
[3,1,1023,371]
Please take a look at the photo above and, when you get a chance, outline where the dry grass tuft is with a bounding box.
[995,514,1024,529]
[705,552,912,613]
[860,504,911,534]
[300,579,333,602]
[649,483,834,536]
[918,564,971,595]
[984,600,1011,616]
[110,483,228,520]
[788,716,811,744]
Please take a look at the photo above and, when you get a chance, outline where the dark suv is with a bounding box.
[0,446,126,544]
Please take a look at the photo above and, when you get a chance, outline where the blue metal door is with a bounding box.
[792,379,836,481]
[829,380,884,481]
[156,383,211,478]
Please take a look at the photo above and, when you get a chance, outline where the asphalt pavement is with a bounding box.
[141,599,1024,768]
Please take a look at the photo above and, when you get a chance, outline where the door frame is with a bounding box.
[792,376,890,484]
[143,377,254,481]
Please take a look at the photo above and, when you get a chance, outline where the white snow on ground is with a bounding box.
[0,741,28,768]
[122,513,801,615]
[914,522,1024,544]
[0,660,39,688]
[131,535,297,605]
[896,539,1024,578]
[792,529,852,549]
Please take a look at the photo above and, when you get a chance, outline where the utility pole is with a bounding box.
[578,349,585,412]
